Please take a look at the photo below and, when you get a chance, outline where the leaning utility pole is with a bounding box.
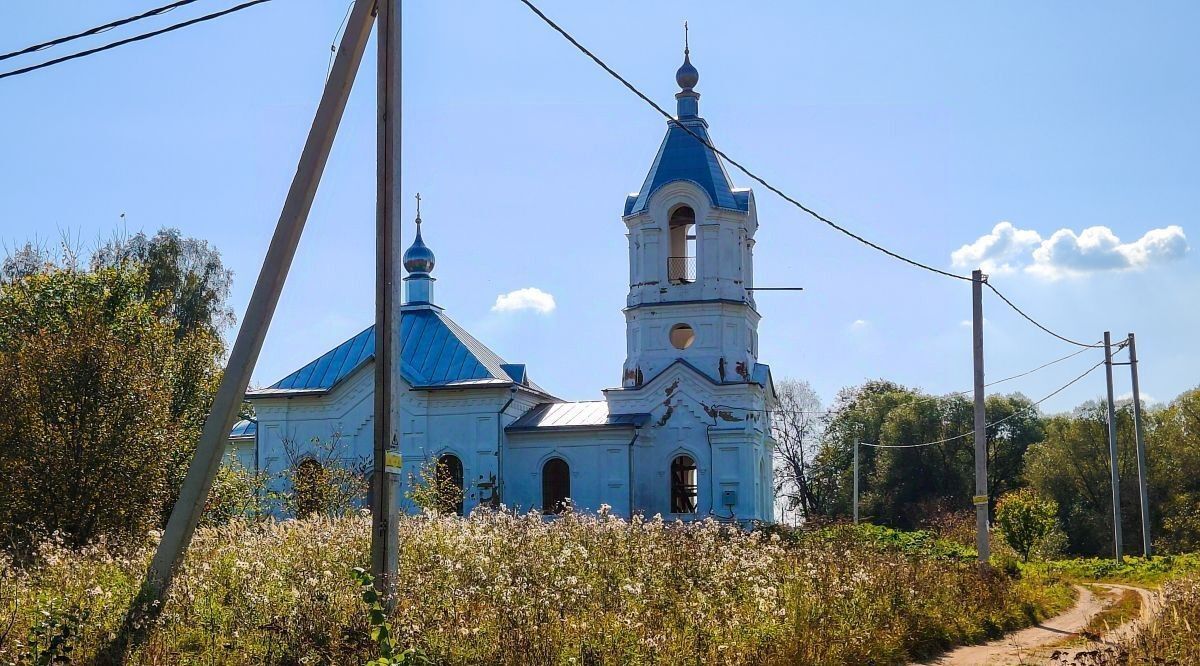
[1103,331,1124,562]
[372,0,402,599]
[971,269,990,563]
[1127,333,1152,557]
[108,1,379,660]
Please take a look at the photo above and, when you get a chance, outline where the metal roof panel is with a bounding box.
[250,309,551,397]
[507,401,650,431]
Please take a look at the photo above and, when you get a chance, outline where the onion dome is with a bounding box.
[674,22,701,118]
[403,200,435,275]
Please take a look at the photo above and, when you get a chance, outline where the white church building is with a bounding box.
[231,47,778,522]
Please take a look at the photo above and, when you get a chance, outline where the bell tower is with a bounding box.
[619,37,760,388]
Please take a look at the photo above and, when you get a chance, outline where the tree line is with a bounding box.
[773,378,1200,556]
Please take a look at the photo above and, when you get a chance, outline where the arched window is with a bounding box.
[670,455,698,514]
[668,205,696,284]
[293,458,329,518]
[542,458,571,515]
[436,454,465,516]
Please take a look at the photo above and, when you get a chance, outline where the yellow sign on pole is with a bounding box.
[384,451,402,474]
[972,495,989,506]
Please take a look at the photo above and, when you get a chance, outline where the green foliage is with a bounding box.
[0,233,230,551]
[17,604,88,665]
[1147,388,1200,553]
[1028,552,1200,585]
[1025,391,1200,557]
[0,266,190,549]
[787,523,977,560]
[276,432,368,518]
[812,381,1042,529]
[995,488,1059,562]
[202,462,268,526]
[91,228,235,341]
[804,378,1200,557]
[405,457,465,516]
[350,568,430,666]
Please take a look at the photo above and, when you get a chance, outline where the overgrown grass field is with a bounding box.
[1,512,1072,665]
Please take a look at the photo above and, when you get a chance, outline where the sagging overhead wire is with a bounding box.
[515,0,1102,350]
[985,282,1105,349]
[0,0,203,62]
[863,349,1119,449]
[515,0,968,283]
[0,0,276,81]
[711,342,1102,418]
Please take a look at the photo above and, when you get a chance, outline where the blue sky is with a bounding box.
[2,1,1196,413]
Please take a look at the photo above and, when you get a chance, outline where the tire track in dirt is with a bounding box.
[916,583,1157,666]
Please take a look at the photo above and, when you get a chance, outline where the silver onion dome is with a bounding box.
[403,220,435,274]
[676,52,698,91]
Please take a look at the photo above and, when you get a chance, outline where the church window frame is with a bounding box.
[670,454,699,514]
[667,204,697,284]
[669,323,696,350]
[541,457,571,515]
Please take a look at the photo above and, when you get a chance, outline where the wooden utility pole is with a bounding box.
[1103,331,1124,562]
[971,269,990,563]
[372,0,402,599]
[1127,333,1152,557]
[108,1,379,660]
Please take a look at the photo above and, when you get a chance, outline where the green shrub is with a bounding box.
[995,488,1059,562]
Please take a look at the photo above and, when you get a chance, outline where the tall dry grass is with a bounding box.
[1108,572,1200,665]
[0,510,1070,665]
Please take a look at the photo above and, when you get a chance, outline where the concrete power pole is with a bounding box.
[108,1,380,660]
[971,269,990,564]
[1103,331,1124,562]
[852,441,860,525]
[372,0,402,599]
[1127,333,1152,557]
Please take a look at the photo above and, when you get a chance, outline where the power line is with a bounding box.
[985,282,1105,349]
[715,344,1103,419]
[515,0,1102,350]
[862,356,1108,449]
[325,0,355,82]
[516,0,969,283]
[982,344,1099,390]
[0,0,275,81]
[0,0,203,63]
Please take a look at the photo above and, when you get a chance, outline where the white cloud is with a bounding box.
[1028,225,1188,280]
[850,319,869,330]
[1117,391,1157,405]
[952,222,1188,280]
[491,287,556,314]
[951,221,1042,274]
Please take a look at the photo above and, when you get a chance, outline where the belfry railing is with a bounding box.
[667,256,696,284]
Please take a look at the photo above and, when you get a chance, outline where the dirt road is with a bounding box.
[917,583,1157,666]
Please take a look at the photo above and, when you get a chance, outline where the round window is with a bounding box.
[669,323,695,350]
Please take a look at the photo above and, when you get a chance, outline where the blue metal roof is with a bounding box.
[228,419,257,439]
[625,117,748,217]
[507,401,650,431]
[248,309,549,398]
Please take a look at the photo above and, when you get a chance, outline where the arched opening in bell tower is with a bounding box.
[667,205,696,284]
